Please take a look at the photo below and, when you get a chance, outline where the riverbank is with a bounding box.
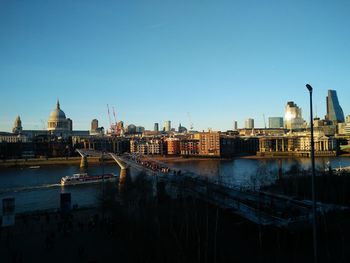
[1,153,349,168]
[142,154,350,163]
[0,157,117,168]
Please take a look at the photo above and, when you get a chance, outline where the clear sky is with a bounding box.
[1,0,349,132]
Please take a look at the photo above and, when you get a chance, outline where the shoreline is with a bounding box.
[0,157,116,168]
[1,153,349,168]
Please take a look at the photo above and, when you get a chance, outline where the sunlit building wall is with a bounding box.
[284,101,305,130]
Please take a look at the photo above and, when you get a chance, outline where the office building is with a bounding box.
[234,121,238,130]
[245,118,254,129]
[326,90,345,123]
[164,120,171,132]
[269,117,284,129]
[154,123,159,132]
[284,101,305,130]
[91,119,98,132]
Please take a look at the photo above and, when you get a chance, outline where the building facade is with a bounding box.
[47,100,71,135]
[245,118,254,129]
[166,137,180,155]
[164,121,171,132]
[284,101,305,130]
[154,123,159,132]
[195,131,220,156]
[269,117,284,129]
[326,90,345,123]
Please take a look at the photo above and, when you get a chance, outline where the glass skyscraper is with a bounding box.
[326,90,344,123]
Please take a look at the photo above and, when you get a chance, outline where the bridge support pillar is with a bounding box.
[80,156,88,169]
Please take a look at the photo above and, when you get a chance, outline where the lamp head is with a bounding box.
[306,84,313,92]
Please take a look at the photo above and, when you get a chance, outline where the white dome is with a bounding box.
[49,108,66,120]
[47,100,70,132]
[48,100,66,121]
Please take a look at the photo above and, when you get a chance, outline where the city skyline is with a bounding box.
[1,1,350,131]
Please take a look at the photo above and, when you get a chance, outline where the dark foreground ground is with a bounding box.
[1,175,350,263]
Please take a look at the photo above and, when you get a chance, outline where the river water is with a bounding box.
[1,157,349,214]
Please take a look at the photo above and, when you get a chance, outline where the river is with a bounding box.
[0,157,349,214]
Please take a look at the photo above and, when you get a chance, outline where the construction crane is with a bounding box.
[107,104,113,135]
[187,112,194,130]
[263,114,267,129]
[113,107,117,135]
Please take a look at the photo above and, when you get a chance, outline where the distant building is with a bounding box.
[180,138,199,156]
[194,131,220,156]
[136,126,145,133]
[116,121,124,135]
[12,116,23,134]
[127,124,136,134]
[154,123,159,132]
[346,115,350,123]
[258,134,337,157]
[326,90,345,123]
[178,123,187,133]
[269,117,284,129]
[220,136,259,157]
[164,120,171,132]
[130,138,164,155]
[0,132,28,143]
[245,118,254,129]
[234,121,238,130]
[67,118,73,131]
[90,119,104,135]
[166,138,180,155]
[284,101,305,130]
[47,100,71,135]
[91,119,99,131]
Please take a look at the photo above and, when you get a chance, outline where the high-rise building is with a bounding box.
[234,121,238,130]
[91,119,98,131]
[268,117,284,129]
[346,115,350,123]
[154,123,159,132]
[284,101,305,130]
[164,120,171,132]
[326,90,344,123]
[245,118,254,129]
[67,118,73,131]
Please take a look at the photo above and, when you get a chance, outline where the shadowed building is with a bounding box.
[154,123,159,132]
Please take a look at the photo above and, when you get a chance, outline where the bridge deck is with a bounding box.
[119,155,346,228]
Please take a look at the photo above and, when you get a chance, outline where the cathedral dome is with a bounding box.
[47,100,70,132]
[48,100,66,121]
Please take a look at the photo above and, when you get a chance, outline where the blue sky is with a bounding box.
[1,0,349,132]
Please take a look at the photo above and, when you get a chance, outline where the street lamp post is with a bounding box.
[306,84,317,263]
